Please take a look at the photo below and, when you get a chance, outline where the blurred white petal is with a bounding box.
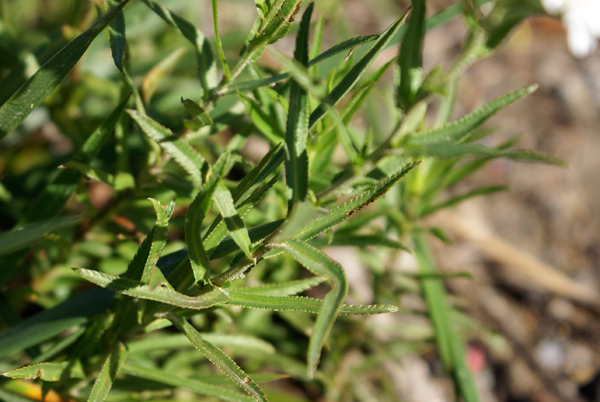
[542,0,565,14]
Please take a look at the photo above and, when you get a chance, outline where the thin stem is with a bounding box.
[211,0,231,82]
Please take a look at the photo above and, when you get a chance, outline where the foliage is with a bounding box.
[0,0,562,401]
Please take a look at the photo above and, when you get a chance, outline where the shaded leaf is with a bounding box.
[88,342,128,402]
[23,95,130,224]
[127,109,205,184]
[0,0,131,138]
[120,362,255,402]
[284,3,313,208]
[166,313,268,402]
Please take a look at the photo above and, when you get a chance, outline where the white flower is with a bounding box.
[541,0,600,57]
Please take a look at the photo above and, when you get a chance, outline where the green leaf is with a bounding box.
[211,0,231,81]
[141,0,217,101]
[284,3,312,208]
[3,362,84,382]
[406,85,537,145]
[293,161,420,241]
[413,232,481,402]
[309,15,325,80]
[0,216,82,257]
[420,185,507,216]
[250,0,303,47]
[233,143,284,205]
[227,293,398,316]
[211,162,419,286]
[127,109,205,184]
[181,97,213,126]
[502,149,567,167]
[141,47,188,103]
[120,362,256,402]
[74,269,229,310]
[233,277,326,296]
[123,228,155,281]
[87,342,128,402]
[213,183,254,262]
[320,233,409,251]
[106,0,127,75]
[429,227,453,245]
[0,286,114,359]
[224,34,378,95]
[186,153,230,283]
[22,95,130,224]
[166,313,268,402]
[397,0,426,109]
[63,161,115,186]
[238,92,284,143]
[309,10,410,127]
[0,0,130,139]
[273,239,347,378]
[141,199,176,283]
[309,35,378,67]
[210,219,284,260]
[128,333,275,355]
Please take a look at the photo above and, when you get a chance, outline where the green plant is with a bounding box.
[0,0,562,401]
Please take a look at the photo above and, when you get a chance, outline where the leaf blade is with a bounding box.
[0,0,130,138]
[273,239,348,378]
[166,313,268,402]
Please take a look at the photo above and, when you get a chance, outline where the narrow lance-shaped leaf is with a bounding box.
[211,0,231,81]
[419,185,507,216]
[227,291,397,316]
[0,0,130,138]
[211,162,420,286]
[249,0,302,47]
[64,161,115,186]
[22,95,130,224]
[141,199,175,283]
[106,0,127,74]
[3,362,84,382]
[128,333,275,355]
[182,97,213,126]
[120,362,256,402]
[233,277,326,296]
[141,0,217,100]
[309,10,410,128]
[397,0,426,109]
[413,232,481,402]
[284,3,312,208]
[294,161,420,241]
[224,34,378,95]
[87,342,128,402]
[0,216,82,258]
[186,153,230,283]
[127,109,205,184]
[213,183,254,262]
[273,239,348,378]
[166,313,268,402]
[74,269,229,310]
[406,85,538,145]
[238,92,284,143]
